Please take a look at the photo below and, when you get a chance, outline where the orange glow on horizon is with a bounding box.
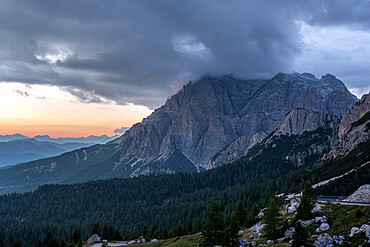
[0,82,153,138]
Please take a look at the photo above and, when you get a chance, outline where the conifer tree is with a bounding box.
[71,227,81,245]
[114,230,121,241]
[292,222,309,247]
[252,203,259,217]
[235,200,246,227]
[201,201,227,247]
[296,181,316,220]
[263,198,281,239]
[227,211,239,247]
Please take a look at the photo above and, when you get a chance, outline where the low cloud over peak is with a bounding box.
[0,0,369,108]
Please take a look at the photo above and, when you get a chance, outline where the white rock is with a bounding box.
[239,230,244,235]
[314,233,333,247]
[360,224,370,238]
[344,184,370,203]
[251,241,257,246]
[284,227,295,239]
[150,238,158,242]
[276,237,285,243]
[239,239,249,246]
[315,216,327,223]
[312,203,322,212]
[140,237,146,243]
[288,205,297,214]
[299,219,315,227]
[127,240,136,245]
[350,227,361,237]
[319,223,330,232]
[257,211,264,218]
[87,234,101,244]
[266,240,274,244]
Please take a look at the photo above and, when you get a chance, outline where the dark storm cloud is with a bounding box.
[0,0,369,108]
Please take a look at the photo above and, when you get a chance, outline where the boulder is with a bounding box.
[140,237,147,243]
[333,235,344,245]
[312,203,322,212]
[299,219,315,227]
[288,205,297,214]
[266,240,274,244]
[257,211,264,218]
[350,227,361,237]
[276,237,285,243]
[360,224,370,239]
[239,239,249,246]
[87,234,101,244]
[150,239,158,242]
[319,223,330,232]
[284,227,295,239]
[251,241,257,246]
[127,240,136,245]
[314,233,333,247]
[238,230,244,235]
[315,216,327,223]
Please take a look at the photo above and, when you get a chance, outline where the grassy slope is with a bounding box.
[132,234,201,247]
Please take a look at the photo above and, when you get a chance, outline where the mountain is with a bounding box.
[0,95,368,246]
[0,134,120,144]
[112,72,356,174]
[32,134,120,144]
[0,133,29,142]
[0,72,359,194]
[0,139,96,167]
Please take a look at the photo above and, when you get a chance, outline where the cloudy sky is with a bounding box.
[1,0,369,137]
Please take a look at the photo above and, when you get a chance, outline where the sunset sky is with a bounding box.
[0,82,151,137]
[0,0,369,138]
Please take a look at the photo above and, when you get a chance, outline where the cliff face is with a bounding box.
[112,72,357,174]
[273,108,340,137]
[325,93,370,159]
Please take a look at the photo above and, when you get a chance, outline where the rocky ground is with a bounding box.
[238,191,370,247]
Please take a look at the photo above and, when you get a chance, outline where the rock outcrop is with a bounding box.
[272,108,339,137]
[325,93,370,159]
[344,184,370,203]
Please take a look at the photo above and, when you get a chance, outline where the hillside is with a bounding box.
[0,110,368,246]
[0,139,96,167]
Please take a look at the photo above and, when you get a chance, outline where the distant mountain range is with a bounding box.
[0,72,365,194]
[0,134,120,167]
[0,134,120,144]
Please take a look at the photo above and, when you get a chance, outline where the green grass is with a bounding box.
[324,203,370,236]
[134,234,201,247]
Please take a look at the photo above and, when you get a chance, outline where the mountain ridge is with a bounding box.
[0,72,360,193]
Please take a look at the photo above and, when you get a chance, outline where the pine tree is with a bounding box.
[201,201,227,247]
[91,223,102,236]
[71,227,81,245]
[296,181,316,220]
[292,222,308,247]
[60,240,66,247]
[263,198,281,239]
[252,203,259,217]
[227,211,239,247]
[114,230,121,241]
[235,200,246,227]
